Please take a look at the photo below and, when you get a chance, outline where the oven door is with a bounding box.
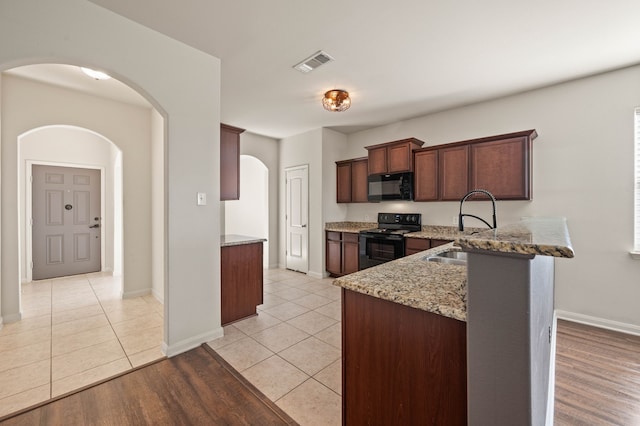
[359,233,405,270]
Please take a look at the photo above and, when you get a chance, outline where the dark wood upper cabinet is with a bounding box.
[365,138,425,175]
[220,123,245,201]
[413,149,439,201]
[412,129,537,202]
[336,157,368,203]
[351,158,369,202]
[470,135,531,200]
[439,145,470,201]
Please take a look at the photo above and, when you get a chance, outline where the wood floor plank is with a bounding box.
[554,319,640,426]
[0,346,297,425]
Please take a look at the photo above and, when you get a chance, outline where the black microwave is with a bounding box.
[367,172,414,202]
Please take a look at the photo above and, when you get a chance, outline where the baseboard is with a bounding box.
[121,288,151,299]
[151,288,164,304]
[162,327,224,357]
[307,270,324,279]
[2,312,22,324]
[556,309,640,336]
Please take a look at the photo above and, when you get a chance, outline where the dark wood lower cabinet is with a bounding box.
[221,242,263,325]
[326,231,359,277]
[342,289,467,425]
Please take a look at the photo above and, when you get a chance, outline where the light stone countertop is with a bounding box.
[325,221,377,233]
[454,217,574,258]
[332,217,574,322]
[405,225,485,240]
[220,234,267,247]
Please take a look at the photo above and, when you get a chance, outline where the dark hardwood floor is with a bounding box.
[554,319,640,425]
[1,319,638,425]
[0,345,296,426]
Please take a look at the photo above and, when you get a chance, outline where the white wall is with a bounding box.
[0,0,222,356]
[225,155,269,267]
[151,109,164,302]
[238,132,279,268]
[279,128,323,276]
[335,65,640,330]
[19,125,121,281]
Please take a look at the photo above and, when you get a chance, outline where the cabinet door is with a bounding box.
[351,159,369,203]
[470,136,530,200]
[336,162,352,203]
[342,233,360,274]
[368,147,387,175]
[220,124,245,201]
[440,145,469,201]
[414,150,438,201]
[387,143,412,173]
[326,236,343,276]
[221,242,263,325]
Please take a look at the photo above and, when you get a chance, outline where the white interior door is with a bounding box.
[285,165,308,273]
[32,165,101,280]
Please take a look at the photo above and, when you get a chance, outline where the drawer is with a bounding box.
[343,232,360,243]
[327,231,341,241]
[405,238,430,251]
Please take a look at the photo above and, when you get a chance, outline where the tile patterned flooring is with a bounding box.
[207,268,342,426]
[1,268,339,424]
[0,272,164,418]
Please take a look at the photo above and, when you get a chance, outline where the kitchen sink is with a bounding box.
[423,250,467,265]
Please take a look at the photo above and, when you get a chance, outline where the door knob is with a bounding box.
[89,224,100,228]
[301,224,307,228]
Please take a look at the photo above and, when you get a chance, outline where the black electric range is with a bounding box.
[359,213,421,270]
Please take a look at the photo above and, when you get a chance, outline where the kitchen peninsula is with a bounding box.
[220,235,266,325]
[333,217,574,426]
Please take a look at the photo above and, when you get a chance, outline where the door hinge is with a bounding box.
[548,326,551,344]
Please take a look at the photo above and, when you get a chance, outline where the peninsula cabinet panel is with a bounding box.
[470,136,531,200]
[413,149,439,201]
[336,161,352,203]
[220,123,245,201]
[342,289,467,425]
[440,145,469,201]
[350,158,369,203]
[221,242,263,325]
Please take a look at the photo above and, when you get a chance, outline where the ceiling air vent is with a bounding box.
[293,50,334,73]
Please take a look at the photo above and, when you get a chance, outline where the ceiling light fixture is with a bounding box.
[80,67,111,80]
[322,89,351,112]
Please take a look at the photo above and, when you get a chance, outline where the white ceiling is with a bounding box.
[9,1,640,139]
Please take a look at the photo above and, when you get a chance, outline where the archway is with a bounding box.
[1,0,222,359]
[224,155,269,267]
[19,125,124,288]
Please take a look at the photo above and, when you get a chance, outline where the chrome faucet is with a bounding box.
[458,189,497,231]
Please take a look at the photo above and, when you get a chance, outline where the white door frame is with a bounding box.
[285,164,309,273]
[25,160,106,282]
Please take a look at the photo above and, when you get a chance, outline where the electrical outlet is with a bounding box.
[452,215,458,226]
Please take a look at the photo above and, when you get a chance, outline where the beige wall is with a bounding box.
[0,0,222,356]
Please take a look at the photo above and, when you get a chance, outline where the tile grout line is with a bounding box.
[87,275,133,370]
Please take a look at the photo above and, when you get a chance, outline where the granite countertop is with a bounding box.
[332,217,574,322]
[221,234,267,247]
[455,217,574,258]
[325,221,377,233]
[334,243,468,322]
[405,225,484,240]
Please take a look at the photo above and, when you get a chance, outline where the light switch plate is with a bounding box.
[197,192,207,206]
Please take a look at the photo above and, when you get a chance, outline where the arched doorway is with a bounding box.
[224,155,269,267]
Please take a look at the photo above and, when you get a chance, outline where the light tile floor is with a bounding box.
[0,272,164,417]
[207,268,342,426]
